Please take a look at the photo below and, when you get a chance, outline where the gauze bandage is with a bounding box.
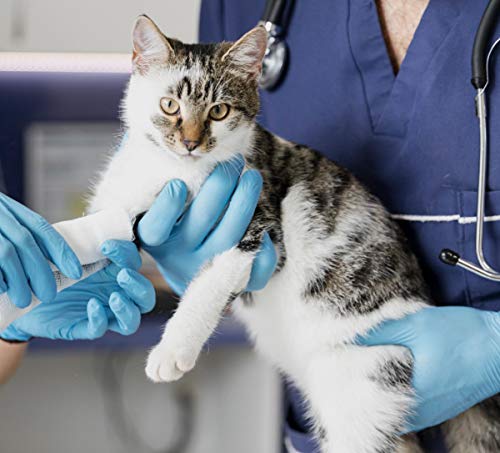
[0,208,134,331]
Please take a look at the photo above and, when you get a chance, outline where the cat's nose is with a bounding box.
[182,139,200,152]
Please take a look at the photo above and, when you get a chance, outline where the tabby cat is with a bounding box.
[88,15,500,453]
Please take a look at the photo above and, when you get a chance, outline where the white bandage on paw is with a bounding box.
[53,208,134,265]
[0,208,134,331]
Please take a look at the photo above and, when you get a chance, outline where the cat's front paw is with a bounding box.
[145,342,197,383]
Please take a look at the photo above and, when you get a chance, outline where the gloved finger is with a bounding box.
[96,262,121,281]
[108,291,141,336]
[117,268,156,314]
[356,318,415,347]
[69,298,108,340]
[0,201,56,303]
[203,170,262,253]
[0,232,32,308]
[176,156,244,249]
[138,180,187,247]
[0,194,82,280]
[101,239,142,271]
[246,232,277,291]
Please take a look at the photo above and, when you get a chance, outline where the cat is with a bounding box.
[88,15,500,453]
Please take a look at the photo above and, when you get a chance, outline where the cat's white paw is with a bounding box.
[145,342,197,383]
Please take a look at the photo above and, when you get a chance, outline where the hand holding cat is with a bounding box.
[1,240,155,341]
[137,157,277,295]
[359,306,500,432]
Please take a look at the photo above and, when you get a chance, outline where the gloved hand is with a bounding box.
[0,240,155,341]
[137,157,277,295]
[358,306,500,432]
[0,193,82,308]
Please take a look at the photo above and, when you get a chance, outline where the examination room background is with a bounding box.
[0,1,282,452]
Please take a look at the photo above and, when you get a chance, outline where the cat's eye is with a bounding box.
[160,97,180,115]
[209,103,230,121]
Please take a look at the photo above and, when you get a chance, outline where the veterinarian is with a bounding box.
[183,0,499,451]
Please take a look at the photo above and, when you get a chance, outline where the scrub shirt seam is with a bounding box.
[345,1,405,139]
[346,0,465,140]
[394,3,464,140]
[345,0,376,136]
[407,9,465,146]
[374,5,462,138]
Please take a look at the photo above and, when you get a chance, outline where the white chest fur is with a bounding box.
[88,134,214,218]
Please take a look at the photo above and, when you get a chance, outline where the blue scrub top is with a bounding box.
[0,168,6,194]
[199,1,500,451]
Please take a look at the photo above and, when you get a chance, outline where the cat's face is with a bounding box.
[123,16,267,163]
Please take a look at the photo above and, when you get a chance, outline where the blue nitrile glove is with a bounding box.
[0,240,155,341]
[137,157,277,295]
[358,306,500,432]
[0,193,82,308]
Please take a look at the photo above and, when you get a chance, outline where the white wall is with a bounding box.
[1,0,202,52]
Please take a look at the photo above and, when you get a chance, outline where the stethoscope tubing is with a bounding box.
[261,0,500,281]
[441,36,500,281]
[262,0,287,27]
[454,90,500,281]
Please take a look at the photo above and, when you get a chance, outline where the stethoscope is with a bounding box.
[440,0,500,281]
[258,0,289,90]
[260,0,500,282]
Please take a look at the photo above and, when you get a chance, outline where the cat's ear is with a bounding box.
[221,26,267,79]
[132,15,174,74]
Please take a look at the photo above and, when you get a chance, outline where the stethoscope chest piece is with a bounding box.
[259,21,288,90]
[258,0,290,90]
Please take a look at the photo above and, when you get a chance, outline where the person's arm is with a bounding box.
[0,340,27,384]
[358,306,500,432]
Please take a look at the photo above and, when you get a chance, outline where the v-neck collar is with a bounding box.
[348,0,464,138]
